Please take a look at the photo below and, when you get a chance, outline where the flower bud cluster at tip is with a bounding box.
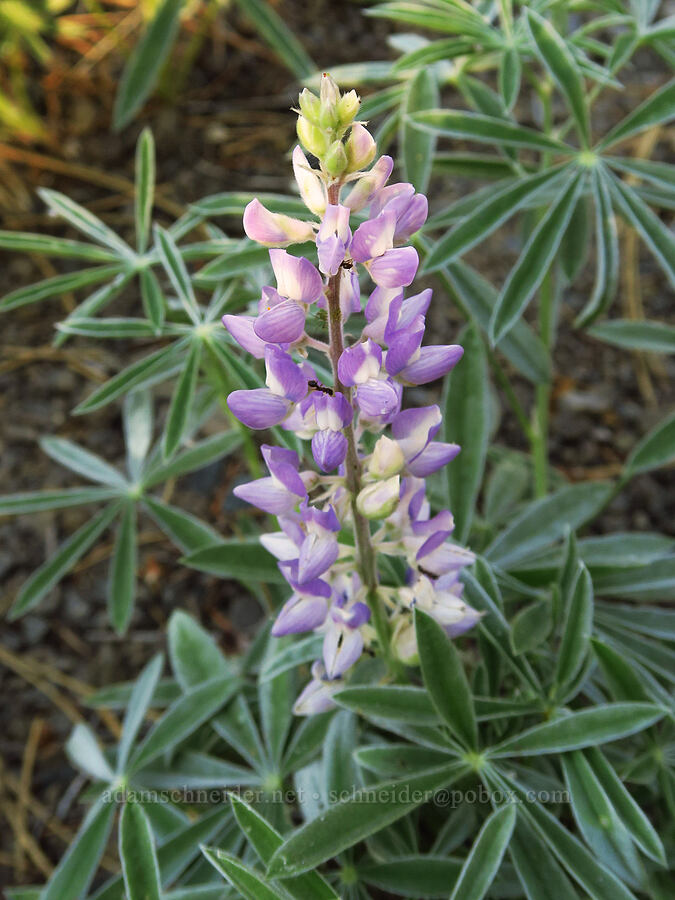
[224,76,480,715]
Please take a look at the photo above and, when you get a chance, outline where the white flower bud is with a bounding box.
[356,475,400,519]
[297,116,328,157]
[338,90,360,126]
[391,615,418,665]
[368,436,404,479]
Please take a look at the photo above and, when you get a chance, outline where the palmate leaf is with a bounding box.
[37,188,135,258]
[625,411,675,475]
[154,225,201,324]
[108,502,138,635]
[0,264,125,313]
[162,338,202,458]
[117,653,164,772]
[181,538,285,583]
[168,610,232,691]
[39,436,127,488]
[490,169,585,343]
[598,77,675,149]
[65,724,114,783]
[0,487,120,516]
[411,109,570,152]
[553,563,593,700]
[0,231,119,262]
[202,849,286,900]
[143,495,221,554]
[113,0,184,130]
[589,319,675,353]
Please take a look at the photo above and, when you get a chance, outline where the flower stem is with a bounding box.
[325,181,396,674]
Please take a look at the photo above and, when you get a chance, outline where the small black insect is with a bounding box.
[308,379,334,396]
[340,260,353,270]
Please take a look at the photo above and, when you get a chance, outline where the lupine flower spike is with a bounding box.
[226,74,479,714]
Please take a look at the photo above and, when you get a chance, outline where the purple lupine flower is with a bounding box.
[223,76,479,713]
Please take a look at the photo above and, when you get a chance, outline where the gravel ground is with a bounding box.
[0,0,673,890]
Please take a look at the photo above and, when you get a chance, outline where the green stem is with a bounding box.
[325,182,398,677]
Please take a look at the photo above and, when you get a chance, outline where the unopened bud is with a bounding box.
[356,475,400,519]
[324,139,348,177]
[320,73,340,108]
[369,436,404,479]
[297,116,328,157]
[392,615,419,665]
[346,123,376,172]
[338,90,360,126]
[298,88,321,124]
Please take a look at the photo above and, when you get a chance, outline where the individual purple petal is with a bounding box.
[407,442,461,476]
[364,287,402,342]
[264,345,308,401]
[323,625,363,679]
[293,665,340,715]
[344,155,394,212]
[394,193,428,241]
[297,532,340,583]
[292,145,326,215]
[254,298,306,343]
[222,315,267,360]
[261,444,307,497]
[343,601,370,628]
[418,541,476,576]
[312,430,348,472]
[260,531,299,561]
[337,339,382,386]
[392,405,442,459]
[272,592,329,636]
[385,325,425,375]
[317,204,351,276]
[346,122,376,170]
[398,344,464,385]
[301,502,341,532]
[368,247,418,288]
[370,182,415,218]
[234,476,298,515]
[227,389,290,429]
[355,377,401,418]
[270,248,323,304]
[351,210,396,263]
[243,198,314,247]
[385,289,432,342]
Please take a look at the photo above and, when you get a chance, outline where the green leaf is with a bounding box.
[108,502,137,634]
[181,538,285,583]
[143,495,221,554]
[592,639,653,703]
[43,796,116,900]
[489,703,666,758]
[486,482,611,568]
[0,264,124,312]
[625,411,675,475]
[232,0,313,78]
[593,557,675,600]
[136,750,257,788]
[585,746,666,865]
[490,170,584,343]
[400,68,439,193]
[0,487,120,516]
[231,796,338,899]
[192,191,308,218]
[575,168,619,326]
[259,639,295,766]
[65,724,114,782]
[163,338,202,458]
[598,78,675,149]
[554,564,593,699]
[589,319,675,353]
[124,389,154,481]
[415,608,477,749]
[508,810,580,900]
[424,165,570,272]
[0,231,119,262]
[120,802,162,900]
[335,685,439,725]
[606,155,675,190]
[410,109,570,152]
[129,675,236,773]
[41,436,127,489]
[259,633,323,683]
[118,653,164,772]
[561,193,591,282]
[57,317,160,339]
[135,128,155,253]
[196,244,271,283]
[562,752,644,886]
[140,267,166,333]
[433,152,515,180]
[607,172,675,287]
[449,804,516,900]
[38,188,135,258]
[510,598,552,655]
[74,339,188,415]
[202,848,286,900]
[9,502,120,619]
[266,762,467,877]
[212,695,266,769]
[527,10,590,147]
[414,242,550,385]
[113,0,184,130]
[355,744,454,779]
[143,430,241,488]
[154,225,201,324]
[499,45,521,111]
[444,323,489,542]
[359,855,463,898]
[168,609,231,691]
